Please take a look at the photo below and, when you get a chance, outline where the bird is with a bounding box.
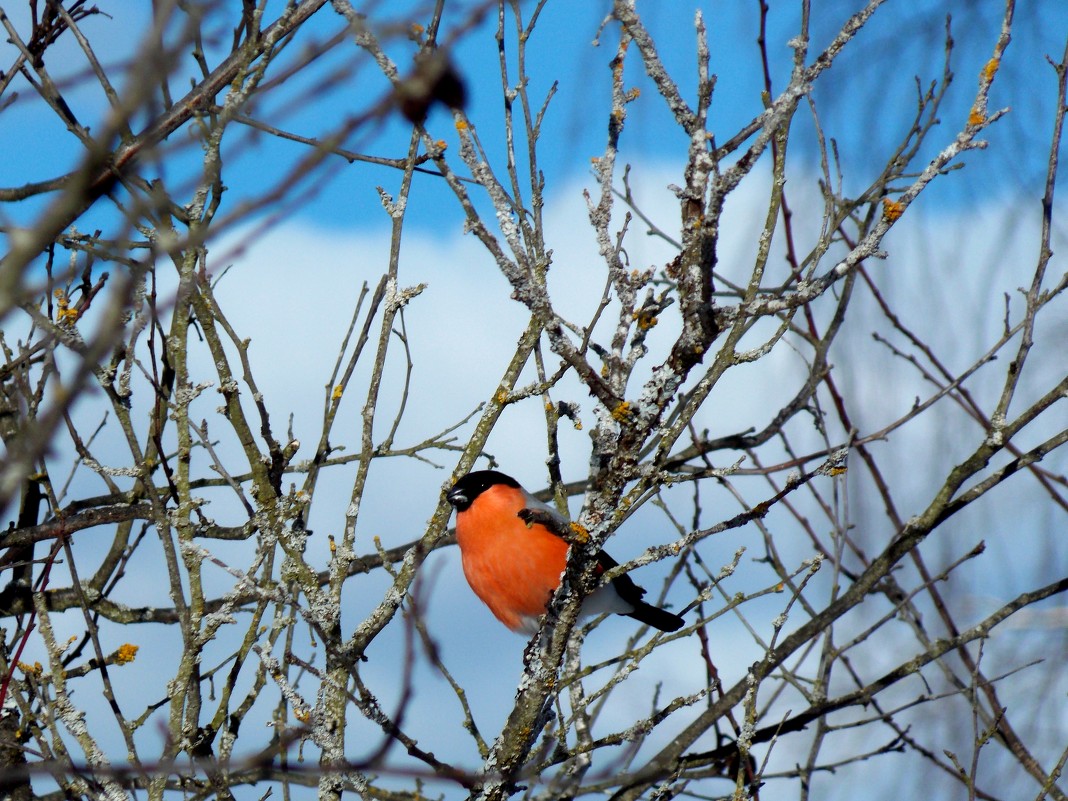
[445,470,684,635]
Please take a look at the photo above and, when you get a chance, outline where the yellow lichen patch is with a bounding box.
[294,707,312,723]
[611,401,632,421]
[625,87,641,102]
[568,522,589,543]
[495,388,510,405]
[827,465,848,477]
[18,661,43,676]
[434,139,448,151]
[455,118,469,131]
[968,105,986,126]
[332,385,344,402]
[635,310,658,330]
[882,198,905,222]
[54,289,79,325]
[115,644,139,665]
[981,57,999,84]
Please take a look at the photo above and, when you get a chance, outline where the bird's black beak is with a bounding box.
[446,486,466,508]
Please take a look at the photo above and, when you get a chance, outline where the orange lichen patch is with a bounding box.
[981,58,999,84]
[455,118,469,131]
[611,401,632,421]
[882,198,906,222]
[55,289,79,325]
[115,644,139,665]
[568,522,590,543]
[635,310,658,330]
[968,106,986,127]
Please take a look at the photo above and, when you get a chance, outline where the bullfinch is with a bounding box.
[445,470,684,635]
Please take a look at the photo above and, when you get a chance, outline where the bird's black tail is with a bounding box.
[600,551,685,632]
[626,600,684,632]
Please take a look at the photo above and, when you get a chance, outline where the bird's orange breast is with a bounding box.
[455,484,569,631]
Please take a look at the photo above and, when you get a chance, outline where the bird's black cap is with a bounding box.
[446,470,520,511]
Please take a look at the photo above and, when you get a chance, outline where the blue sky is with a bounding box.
[5,1,1065,241]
